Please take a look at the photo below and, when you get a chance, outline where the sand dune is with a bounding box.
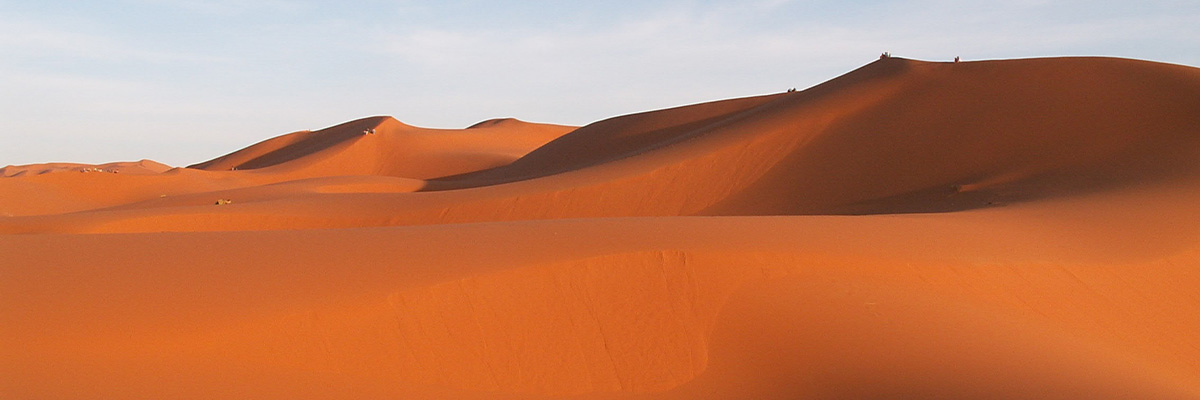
[189,116,576,180]
[3,56,1200,399]
[0,117,573,217]
[0,159,172,177]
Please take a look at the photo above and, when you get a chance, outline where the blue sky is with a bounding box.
[2,0,1198,166]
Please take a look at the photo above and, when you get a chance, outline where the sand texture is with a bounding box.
[3,56,1200,399]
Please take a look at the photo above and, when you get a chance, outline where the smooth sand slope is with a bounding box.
[3,56,1200,399]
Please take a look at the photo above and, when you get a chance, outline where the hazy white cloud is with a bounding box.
[0,15,233,64]
[129,0,311,15]
[0,17,151,62]
[1,0,1198,166]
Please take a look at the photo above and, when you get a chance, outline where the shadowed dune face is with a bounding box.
[4,56,1200,399]
[706,57,1200,215]
[431,94,789,185]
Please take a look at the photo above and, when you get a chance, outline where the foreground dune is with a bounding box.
[3,56,1200,399]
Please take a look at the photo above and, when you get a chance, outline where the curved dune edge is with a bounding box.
[4,56,1200,399]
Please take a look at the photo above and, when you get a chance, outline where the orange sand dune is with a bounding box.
[3,56,1200,399]
[0,117,573,217]
[188,116,576,180]
[0,159,171,177]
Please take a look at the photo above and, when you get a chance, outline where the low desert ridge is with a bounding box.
[3,56,1200,399]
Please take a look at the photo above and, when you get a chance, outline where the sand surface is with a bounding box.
[4,56,1200,399]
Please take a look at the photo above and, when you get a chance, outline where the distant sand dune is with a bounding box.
[3,56,1200,399]
[0,117,573,217]
[0,159,172,177]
